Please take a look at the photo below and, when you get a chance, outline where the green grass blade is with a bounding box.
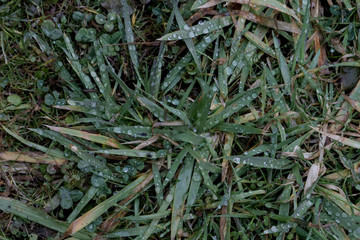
[159,17,231,41]
[171,156,194,239]
[227,156,293,169]
[0,197,95,239]
[46,125,127,149]
[173,3,201,70]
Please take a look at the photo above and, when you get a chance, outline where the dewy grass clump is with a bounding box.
[1,0,360,239]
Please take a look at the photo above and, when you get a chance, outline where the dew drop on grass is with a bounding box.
[270,226,278,232]
[203,28,209,34]
[193,172,202,182]
[165,194,173,202]
[113,127,121,133]
[205,36,211,43]
[184,24,190,31]
[188,31,195,38]
[225,67,233,75]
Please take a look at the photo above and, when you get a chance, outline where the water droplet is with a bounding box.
[113,127,121,133]
[71,145,78,151]
[193,172,202,182]
[270,226,278,232]
[165,194,173,202]
[203,28,209,34]
[341,212,347,218]
[188,31,195,38]
[184,24,190,31]
[205,36,211,43]
[225,67,233,75]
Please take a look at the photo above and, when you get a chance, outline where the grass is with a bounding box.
[1,0,360,239]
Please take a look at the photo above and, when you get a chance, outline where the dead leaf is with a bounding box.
[304,162,320,196]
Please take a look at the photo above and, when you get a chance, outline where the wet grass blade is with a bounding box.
[161,32,220,93]
[108,125,152,139]
[93,149,157,158]
[204,88,260,130]
[2,125,69,159]
[45,125,127,149]
[214,123,263,134]
[67,186,99,223]
[218,43,228,98]
[198,0,301,23]
[273,32,291,95]
[173,3,201,70]
[161,148,188,190]
[149,9,175,98]
[137,96,174,122]
[62,34,98,100]
[171,156,194,239]
[63,174,148,238]
[227,156,293,169]
[245,31,276,58]
[141,188,174,240]
[0,197,95,239]
[30,129,111,174]
[106,224,167,238]
[159,17,231,41]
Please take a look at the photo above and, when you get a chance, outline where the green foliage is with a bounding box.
[2,0,360,239]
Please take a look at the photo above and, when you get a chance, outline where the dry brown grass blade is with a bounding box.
[134,134,160,150]
[0,151,67,165]
[324,169,351,180]
[152,121,184,128]
[60,174,149,239]
[304,162,320,196]
[312,127,360,149]
[321,184,346,198]
[198,0,301,23]
[341,93,360,113]
[97,171,154,235]
[330,80,360,132]
[230,10,301,34]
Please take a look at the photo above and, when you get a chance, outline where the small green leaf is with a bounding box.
[44,93,55,106]
[69,190,84,202]
[59,187,73,210]
[7,94,22,106]
[95,14,107,24]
